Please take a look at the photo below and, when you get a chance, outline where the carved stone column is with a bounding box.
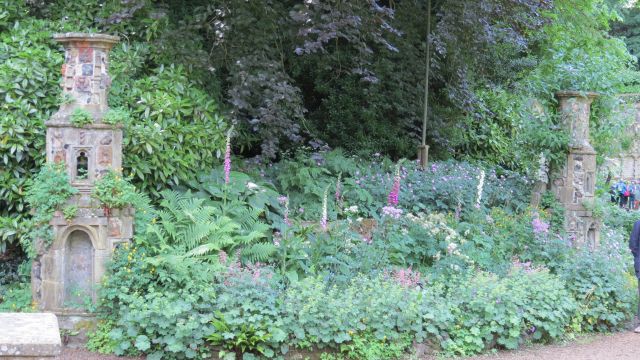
[551,91,600,247]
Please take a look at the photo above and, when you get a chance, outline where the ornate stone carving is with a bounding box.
[97,146,112,167]
[99,134,112,145]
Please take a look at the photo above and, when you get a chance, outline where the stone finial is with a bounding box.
[555,91,598,152]
[52,32,120,120]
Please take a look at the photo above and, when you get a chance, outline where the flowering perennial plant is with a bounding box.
[387,165,401,206]
[388,267,422,288]
[321,186,329,231]
[382,205,403,219]
[278,195,291,226]
[531,217,550,234]
[224,126,234,184]
[475,169,485,208]
[218,253,273,287]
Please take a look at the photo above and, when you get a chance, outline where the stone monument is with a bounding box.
[32,33,133,314]
[550,91,600,247]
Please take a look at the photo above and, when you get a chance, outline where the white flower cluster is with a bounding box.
[475,170,485,208]
[344,205,359,214]
[406,212,472,264]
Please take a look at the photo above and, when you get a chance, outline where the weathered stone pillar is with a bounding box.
[33,33,133,317]
[551,91,600,247]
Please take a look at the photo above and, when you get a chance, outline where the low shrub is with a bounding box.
[559,227,636,332]
[210,260,286,359]
[336,331,413,360]
[86,320,118,354]
[0,259,32,312]
[96,244,217,360]
[0,281,32,312]
[69,108,93,127]
[280,275,451,352]
[442,269,576,356]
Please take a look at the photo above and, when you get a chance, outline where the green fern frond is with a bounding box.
[241,243,277,262]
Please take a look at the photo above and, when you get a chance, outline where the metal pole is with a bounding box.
[418,0,431,168]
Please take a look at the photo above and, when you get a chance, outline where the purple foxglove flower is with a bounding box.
[224,126,234,184]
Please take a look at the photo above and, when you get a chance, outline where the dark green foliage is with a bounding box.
[612,5,640,69]
[0,281,32,312]
[0,258,31,312]
[115,65,227,197]
[0,15,62,222]
[3,0,640,239]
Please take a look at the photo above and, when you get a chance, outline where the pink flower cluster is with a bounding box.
[382,205,403,219]
[388,267,422,288]
[511,257,543,274]
[531,217,549,234]
[387,176,400,205]
[223,130,232,184]
[218,250,272,286]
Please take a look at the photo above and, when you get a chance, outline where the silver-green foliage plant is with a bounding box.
[442,269,576,355]
[210,263,285,359]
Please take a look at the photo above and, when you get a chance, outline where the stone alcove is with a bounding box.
[63,229,95,309]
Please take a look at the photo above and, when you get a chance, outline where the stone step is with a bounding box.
[0,313,61,359]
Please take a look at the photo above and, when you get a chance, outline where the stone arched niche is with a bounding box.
[63,229,94,309]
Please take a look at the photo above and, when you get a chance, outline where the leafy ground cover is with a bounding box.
[74,151,633,359]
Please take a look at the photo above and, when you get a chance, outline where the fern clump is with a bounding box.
[139,190,276,271]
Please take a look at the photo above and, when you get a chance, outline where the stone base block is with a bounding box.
[0,313,61,358]
[56,312,96,349]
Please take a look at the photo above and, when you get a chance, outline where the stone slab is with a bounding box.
[0,313,61,358]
